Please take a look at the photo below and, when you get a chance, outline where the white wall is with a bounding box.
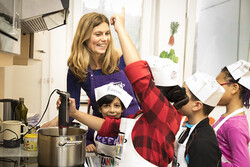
[183,0,197,81]
[39,0,76,124]
[3,60,43,118]
[238,0,250,60]
[140,0,187,85]
[184,0,250,79]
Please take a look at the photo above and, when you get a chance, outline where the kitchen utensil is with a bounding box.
[38,127,86,167]
[57,90,70,136]
[0,99,19,144]
[1,120,28,148]
[0,99,19,121]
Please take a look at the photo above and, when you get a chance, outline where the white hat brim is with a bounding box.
[95,84,133,109]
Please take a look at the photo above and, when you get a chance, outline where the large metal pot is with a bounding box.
[38,127,86,167]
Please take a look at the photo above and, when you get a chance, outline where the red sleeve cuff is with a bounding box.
[124,60,151,85]
[98,117,121,137]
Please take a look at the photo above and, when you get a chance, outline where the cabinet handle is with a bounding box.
[37,50,46,53]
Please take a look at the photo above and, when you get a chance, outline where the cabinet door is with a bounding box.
[13,33,30,65]
[30,31,49,60]
[40,26,68,123]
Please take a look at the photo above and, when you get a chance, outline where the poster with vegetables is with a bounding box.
[160,49,178,63]
[168,22,179,46]
[159,21,180,64]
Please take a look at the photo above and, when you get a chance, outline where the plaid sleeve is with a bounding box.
[124,60,151,84]
[98,117,121,137]
[125,60,182,166]
[125,60,180,124]
[125,60,153,104]
[125,60,151,89]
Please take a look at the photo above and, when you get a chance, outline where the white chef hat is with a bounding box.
[141,56,179,86]
[226,59,250,90]
[94,83,133,108]
[186,71,225,107]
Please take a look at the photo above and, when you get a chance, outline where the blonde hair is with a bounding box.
[67,12,120,82]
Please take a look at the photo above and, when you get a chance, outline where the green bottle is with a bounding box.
[15,97,28,125]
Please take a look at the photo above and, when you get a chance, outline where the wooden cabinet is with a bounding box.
[30,31,49,60]
[0,52,14,66]
[13,31,49,65]
[13,33,30,65]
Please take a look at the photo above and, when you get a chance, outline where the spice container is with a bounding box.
[23,133,38,151]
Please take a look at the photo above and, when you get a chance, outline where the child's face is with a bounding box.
[216,71,232,106]
[99,97,124,118]
[178,83,193,116]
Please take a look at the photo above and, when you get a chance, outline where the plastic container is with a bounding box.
[23,133,38,151]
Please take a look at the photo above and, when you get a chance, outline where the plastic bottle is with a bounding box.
[15,97,28,125]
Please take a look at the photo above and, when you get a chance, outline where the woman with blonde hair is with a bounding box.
[68,12,120,82]
[42,12,140,152]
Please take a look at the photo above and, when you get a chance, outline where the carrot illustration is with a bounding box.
[168,22,179,46]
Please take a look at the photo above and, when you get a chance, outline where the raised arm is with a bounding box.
[68,98,105,131]
[110,8,140,66]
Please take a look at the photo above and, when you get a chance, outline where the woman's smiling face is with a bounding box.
[87,22,111,56]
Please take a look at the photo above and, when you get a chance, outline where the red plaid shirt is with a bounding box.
[98,60,182,166]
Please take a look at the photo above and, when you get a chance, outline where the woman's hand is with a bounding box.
[86,144,97,153]
[110,7,125,33]
[41,116,58,128]
[41,97,62,128]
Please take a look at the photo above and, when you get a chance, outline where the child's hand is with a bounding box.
[68,97,77,116]
[110,7,125,33]
[56,96,61,110]
[86,144,97,153]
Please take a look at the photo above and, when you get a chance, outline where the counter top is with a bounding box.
[0,144,94,167]
[0,144,95,158]
[0,144,37,158]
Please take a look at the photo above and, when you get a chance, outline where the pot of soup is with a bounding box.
[37,127,86,167]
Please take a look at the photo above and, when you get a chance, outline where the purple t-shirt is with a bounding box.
[212,115,250,167]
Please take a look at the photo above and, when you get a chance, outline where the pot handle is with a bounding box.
[58,141,82,146]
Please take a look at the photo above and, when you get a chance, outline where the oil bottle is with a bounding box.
[15,97,28,125]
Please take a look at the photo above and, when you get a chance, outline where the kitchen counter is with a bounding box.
[0,144,94,167]
[0,144,37,158]
[0,144,38,167]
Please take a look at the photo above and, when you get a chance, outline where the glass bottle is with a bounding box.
[15,97,28,125]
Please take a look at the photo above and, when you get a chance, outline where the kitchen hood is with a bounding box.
[21,0,69,33]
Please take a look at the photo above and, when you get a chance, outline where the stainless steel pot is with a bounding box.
[38,127,86,167]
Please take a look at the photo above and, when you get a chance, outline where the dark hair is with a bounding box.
[156,85,189,109]
[221,67,250,108]
[97,95,126,110]
[189,90,215,116]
